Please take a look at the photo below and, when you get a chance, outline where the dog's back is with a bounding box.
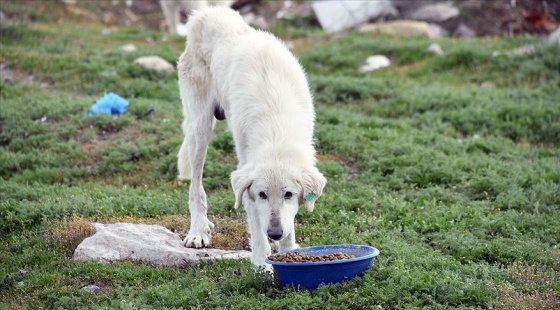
[179,7,314,163]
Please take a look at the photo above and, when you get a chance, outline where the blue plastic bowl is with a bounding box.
[265,244,380,290]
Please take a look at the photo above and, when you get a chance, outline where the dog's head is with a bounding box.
[231,163,326,241]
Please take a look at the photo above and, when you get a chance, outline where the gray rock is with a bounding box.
[134,56,174,72]
[276,1,313,20]
[358,20,434,38]
[429,23,449,38]
[312,0,397,33]
[548,26,560,45]
[410,2,459,23]
[0,63,15,82]
[241,12,270,30]
[73,223,251,266]
[453,23,476,38]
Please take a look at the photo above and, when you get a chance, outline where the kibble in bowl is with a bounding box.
[265,244,380,290]
[268,251,355,263]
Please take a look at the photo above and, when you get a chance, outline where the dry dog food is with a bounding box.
[268,251,355,263]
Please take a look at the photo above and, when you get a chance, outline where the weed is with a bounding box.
[46,215,96,257]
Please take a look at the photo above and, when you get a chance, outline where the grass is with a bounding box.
[1,1,559,309]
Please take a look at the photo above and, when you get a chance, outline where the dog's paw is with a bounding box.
[177,177,190,187]
[183,219,214,248]
[255,263,274,274]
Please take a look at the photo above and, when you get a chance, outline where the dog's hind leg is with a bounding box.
[180,88,216,248]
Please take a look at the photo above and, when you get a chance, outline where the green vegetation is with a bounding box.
[1,1,559,309]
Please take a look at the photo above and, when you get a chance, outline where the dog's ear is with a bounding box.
[298,167,327,212]
[231,165,253,209]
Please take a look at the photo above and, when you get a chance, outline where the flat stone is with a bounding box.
[409,2,459,23]
[73,223,251,266]
[453,23,476,38]
[358,20,434,38]
[492,45,536,58]
[81,285,100,293]
[133,56,175,72]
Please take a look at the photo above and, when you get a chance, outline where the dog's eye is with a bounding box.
[284,191,293,200]
[259,192,268,200]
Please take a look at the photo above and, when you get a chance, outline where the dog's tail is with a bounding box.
[185,7,251,62]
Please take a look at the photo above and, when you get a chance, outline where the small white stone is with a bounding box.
[359,55,391,73]
[81,284,100,293]
[121,43,137,53]
[427,43,443,55]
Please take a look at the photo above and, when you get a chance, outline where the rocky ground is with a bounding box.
[1,0,558,38]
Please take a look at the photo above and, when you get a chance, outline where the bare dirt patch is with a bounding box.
[498,283,560,310]
[47,215,96,257]
[498,262,560,309]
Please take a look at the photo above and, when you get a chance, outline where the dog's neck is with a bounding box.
[250,142,317,168]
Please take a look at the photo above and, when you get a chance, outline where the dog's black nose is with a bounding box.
[267,230,283,241]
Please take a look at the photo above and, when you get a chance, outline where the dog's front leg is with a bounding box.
[184,185,214,248]
[247,208,272,270]
[278,226,299,253]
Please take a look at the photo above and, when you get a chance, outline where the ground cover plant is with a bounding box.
[1,1,559,309]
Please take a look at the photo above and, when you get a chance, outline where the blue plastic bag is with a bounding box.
[86,92,129,117]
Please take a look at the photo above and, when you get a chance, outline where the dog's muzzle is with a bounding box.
[267,228,283,241]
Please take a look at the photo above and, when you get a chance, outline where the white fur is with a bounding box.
[177,7,326,267]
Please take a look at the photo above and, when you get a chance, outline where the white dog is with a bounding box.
[177,7,326,267]
[159,0,233,34]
